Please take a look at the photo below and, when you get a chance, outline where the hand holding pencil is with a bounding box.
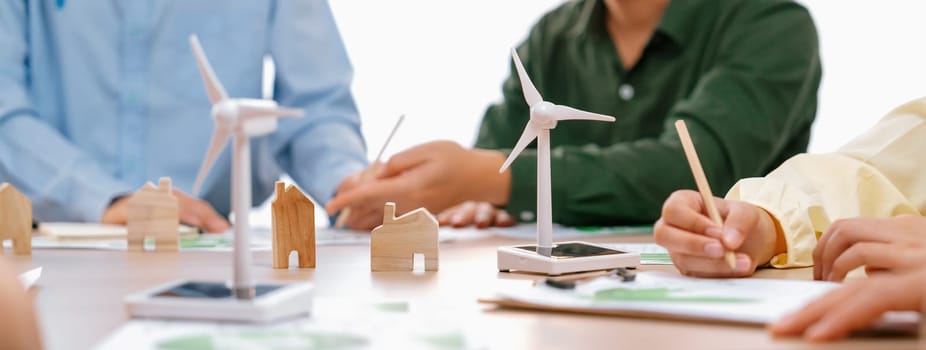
[652,120,784,278]
[673,120,738,270]
[334,115,405,229]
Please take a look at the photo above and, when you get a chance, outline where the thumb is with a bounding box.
[376,144,430,179]
[718,201,759,250]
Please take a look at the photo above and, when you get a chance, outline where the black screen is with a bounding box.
[513,242,627,259]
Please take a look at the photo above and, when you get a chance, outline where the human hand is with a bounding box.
[0,258,42,350]
[326,141,511,230]
[768,268,926,342]
[101,189,230,233]
[437,201,516,228]
[331,163,385,230]
[653,190,784,277]
[813,215,926,282]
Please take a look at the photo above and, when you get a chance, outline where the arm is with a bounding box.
[479,2,821,226]
[0,1,133,222]
[267,0,367,205]
[728,98,926,268]
[0,258,42,350]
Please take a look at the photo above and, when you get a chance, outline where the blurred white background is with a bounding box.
[325,0,926,157]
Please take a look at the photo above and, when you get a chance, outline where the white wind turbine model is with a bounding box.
[496,49,640,275]
[125,35,312,322]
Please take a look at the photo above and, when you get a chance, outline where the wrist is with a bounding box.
[471,149,511,206]
[755,207,786,266]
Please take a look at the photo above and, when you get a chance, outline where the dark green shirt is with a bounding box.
[476,0,821,226]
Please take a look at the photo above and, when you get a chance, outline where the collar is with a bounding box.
[569,0,697,49]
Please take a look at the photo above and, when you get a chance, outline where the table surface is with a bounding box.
[6,231,921,350]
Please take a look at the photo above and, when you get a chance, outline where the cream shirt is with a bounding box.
[727,97,926,267]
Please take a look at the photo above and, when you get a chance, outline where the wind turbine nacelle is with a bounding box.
[239,99,285,137]
[530,102,558,129]
[243,117,278,137]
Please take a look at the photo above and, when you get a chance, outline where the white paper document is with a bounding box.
[97,299,484,350]
[18,226,471,252]
[489,271,920,330]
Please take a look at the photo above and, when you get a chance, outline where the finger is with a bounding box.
[450,201,478,228]
[348,206,382,231]
[377,144,432,178]
[670,252,754,278]
[827,242,893,281]
[661,191,720,236]
[768,282,860,337]
[176,198,204,229]
[326,177,407,214]
[714,201,759,250]
[494,210,516,227]
[818,219,884,282]
[803,281,910,342]
[473,202,496,228]
[437,204,463,226]
[363,161,384,181]
[654,220,726,258]
[814,219,842,280]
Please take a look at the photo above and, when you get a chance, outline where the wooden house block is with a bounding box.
[126,177,179,252]
[371,202,439,271]
[271,181,316,269]
[0,183,32,255]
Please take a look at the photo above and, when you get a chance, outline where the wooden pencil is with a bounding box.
[674,120,737,270]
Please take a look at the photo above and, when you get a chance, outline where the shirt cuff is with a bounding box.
[288,121,367,206]
[726,177,819,268]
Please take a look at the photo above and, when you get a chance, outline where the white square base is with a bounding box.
[497,241,640,275]
[125,280,312,323]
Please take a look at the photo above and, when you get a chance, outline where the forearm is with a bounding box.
[0,115,133,221]
[283,121,367,205]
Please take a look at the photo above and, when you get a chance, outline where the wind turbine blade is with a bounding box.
[510,48,542,107]
[499,122,539,173]
[189,35,229,104]
[239,104,304,120]
[549,105,616,122]
[192,126,231,195]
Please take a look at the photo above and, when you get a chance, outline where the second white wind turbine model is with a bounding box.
[125,35,313,322]
[496,49,640,275]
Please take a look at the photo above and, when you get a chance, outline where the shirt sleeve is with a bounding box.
[478,2,821,226]
[0,1,133,222]
[728,98,926,268]
[267,0,367,205]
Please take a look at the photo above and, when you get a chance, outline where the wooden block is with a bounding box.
[126,177,179,252]
[0,183,32,255]
[271,181,316,269]
[371,202,439,271]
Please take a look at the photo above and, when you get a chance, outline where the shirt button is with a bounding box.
[519,211,535,222]
[619,84,634,101]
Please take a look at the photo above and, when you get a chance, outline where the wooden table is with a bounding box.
[7,233,920,349]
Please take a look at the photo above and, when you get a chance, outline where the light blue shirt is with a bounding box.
[0,0,367,222]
